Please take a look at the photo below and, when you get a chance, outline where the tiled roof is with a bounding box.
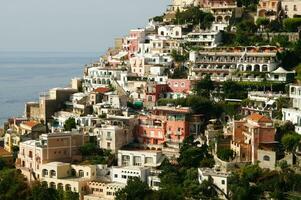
[23,121,39,128]
[0,147,12,157]
[247,113,272,123]
[93,87,110,94]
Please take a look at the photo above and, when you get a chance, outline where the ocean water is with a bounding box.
[0,51,100,126]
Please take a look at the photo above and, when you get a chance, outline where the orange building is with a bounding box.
[229,113,276,163]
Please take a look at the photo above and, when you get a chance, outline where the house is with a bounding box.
[282,0,301,18]
[110,166,150,184]
[256,0,281,21]
[198,168,230,198]
[16,132,89,181]
[166,79,192,99]
[91,123,133,152]
[117,149,165,167]
[282,84,301,134]
[229,113,276,163]
[185,31,222,48]
[19,121,46,135]
[40,162,97,197]
[157,25,183,39]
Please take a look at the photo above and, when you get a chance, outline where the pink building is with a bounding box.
[123,29,145,57]
[167,79,192,93]
[144,83,168,107]
[136,106,192,149]
[229,113,276,163]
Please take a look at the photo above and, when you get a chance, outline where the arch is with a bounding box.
[216,16,223,22]
[263,155,270,161]
[254,64,260,72]
[49,182,56,189]
[224,15,231,22]
[262,65,268,72]
[42,169,48,177]
[258,9,267,17]
[65,184,71,191]
[160,31,165,36]
[57,183,63,190]
[50,170,56,178]
[246,65,252,71]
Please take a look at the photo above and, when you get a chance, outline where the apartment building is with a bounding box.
[16,132,89,181]
[189,46,282,82]
[185,31,222,48]
[84,181,125,200]
[282,0,301,18]
[110,166,150,184]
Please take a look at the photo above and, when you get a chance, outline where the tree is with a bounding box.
[283,18,301,32]
[29,181,58,200]
[115,177,152,200]
[0,169,30,200]
[217,148,235,161]
[281,132,301,152]
[222,80,247,99]
[64,117,76,131]
[79,143,98,157]
[195,75,214,97]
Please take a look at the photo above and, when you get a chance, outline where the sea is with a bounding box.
[0,51,100,127]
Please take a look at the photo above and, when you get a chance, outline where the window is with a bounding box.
[221,180,225,185]
[79,170,84,177]
[107,142,111,149]
[145,157,153,164]
[134,156,142,166]
[114,174,118,178]
[294,5,297,11]
[263,155,270,161]
[122,175,127,179]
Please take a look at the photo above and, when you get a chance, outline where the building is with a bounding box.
[198,168,230,198]
[189,46,282,82]
[166,79,192,99]
[282,0,301,18]
[92,123,133,152]
[242,91,288,118]
[84,181,125,200]
[229,113,276,163]
[282,84,301,134]
[117,149,165,167]
[16,132,89,181]
[40,162,97,196]
[185,31,222,48]
[110,166,150,184]
[158,25,184,39]
[256,0,281,20]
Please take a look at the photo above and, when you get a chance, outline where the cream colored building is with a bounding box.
[16,132,89,181]
[84,181,125,200]
[282,0,301,18]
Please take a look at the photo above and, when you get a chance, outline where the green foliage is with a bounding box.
[153,15,163,22]
[0,169,30,200]
[278,40,301,70]
[171,50,188,63]
[64,117,76,131]
[281,132,301,152]
[79,143,115,165]
[217,148,235,161]
[170,67,188,79]
[195,75,214,97]
[79,143,98,156]
[29,182,58,200]
[174,7,214,29]
[283,18,301,32]
[222,80,247,99]
[271,35,291,47]
[115,177,152,200]
[236,0,259,9]
[256,17,269,27]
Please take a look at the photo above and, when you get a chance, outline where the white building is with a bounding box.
[185,31,222,48]
[158,25,183,39]
[111,166,150,184]
[117,149,165,168]
[198,168,230,198]
[84,181,125,200]
[282,84,301,134]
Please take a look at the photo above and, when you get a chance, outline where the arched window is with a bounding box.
[65,184,71,191]
[263,155,270,161]
[42,169,48,177]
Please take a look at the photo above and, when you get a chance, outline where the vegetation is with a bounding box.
[63,117,76,131]
[195,75,214,97]
[229,164,301,199]
[277,40,301,70]
[152,15,163,22]
[217,148,235,162]
[283,17,301,32]
[79,143,116,165]
[174,7,214,29]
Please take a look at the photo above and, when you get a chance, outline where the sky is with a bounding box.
[0,0,171,53]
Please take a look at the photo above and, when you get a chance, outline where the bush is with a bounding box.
[283,18,301,32]
[217,148,235,161]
